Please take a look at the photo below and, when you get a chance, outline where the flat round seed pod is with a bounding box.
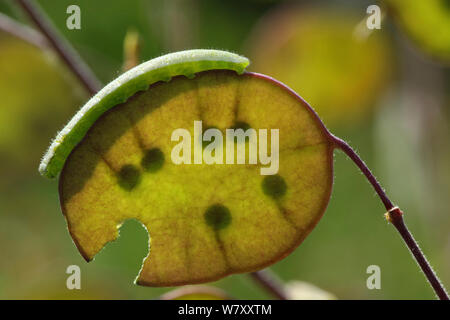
[42,50,334,286]
[0,30,84,179]
[160,286,230,300]
[247,6,392,126]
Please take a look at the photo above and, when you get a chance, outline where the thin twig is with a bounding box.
[13,1,290,301]
[16,0,101,95]
[0,12,47,48]
[332,135,393,210]
[16,0,442,301]
[250,270,288,300]
[122,29,140,72]
[332,135,449,300]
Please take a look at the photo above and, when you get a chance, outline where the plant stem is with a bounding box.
[122,29,140,72]
[250,270,288,300]
[332,135,449,300]
[332,135,393,209]
[16,0,101,95]
[0,12,47,48]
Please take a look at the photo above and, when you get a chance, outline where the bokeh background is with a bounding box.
[0,0,449,299]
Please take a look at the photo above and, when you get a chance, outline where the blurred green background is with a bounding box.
[0,0,449,299]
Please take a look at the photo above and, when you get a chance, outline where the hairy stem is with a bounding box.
[16,0,101,95]
[332,135,449,300]
[250,270,288,300]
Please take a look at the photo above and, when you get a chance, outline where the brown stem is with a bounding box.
[332,135,393,210]
[16,0,101,95]
[250,270,288,300]
[0,12,47,48]
[332,135,449,300]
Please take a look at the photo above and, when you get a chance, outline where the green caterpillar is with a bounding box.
[39,49,249,178]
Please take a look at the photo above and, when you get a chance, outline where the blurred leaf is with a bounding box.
[247,5,393,127]
[384,0,450,63]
